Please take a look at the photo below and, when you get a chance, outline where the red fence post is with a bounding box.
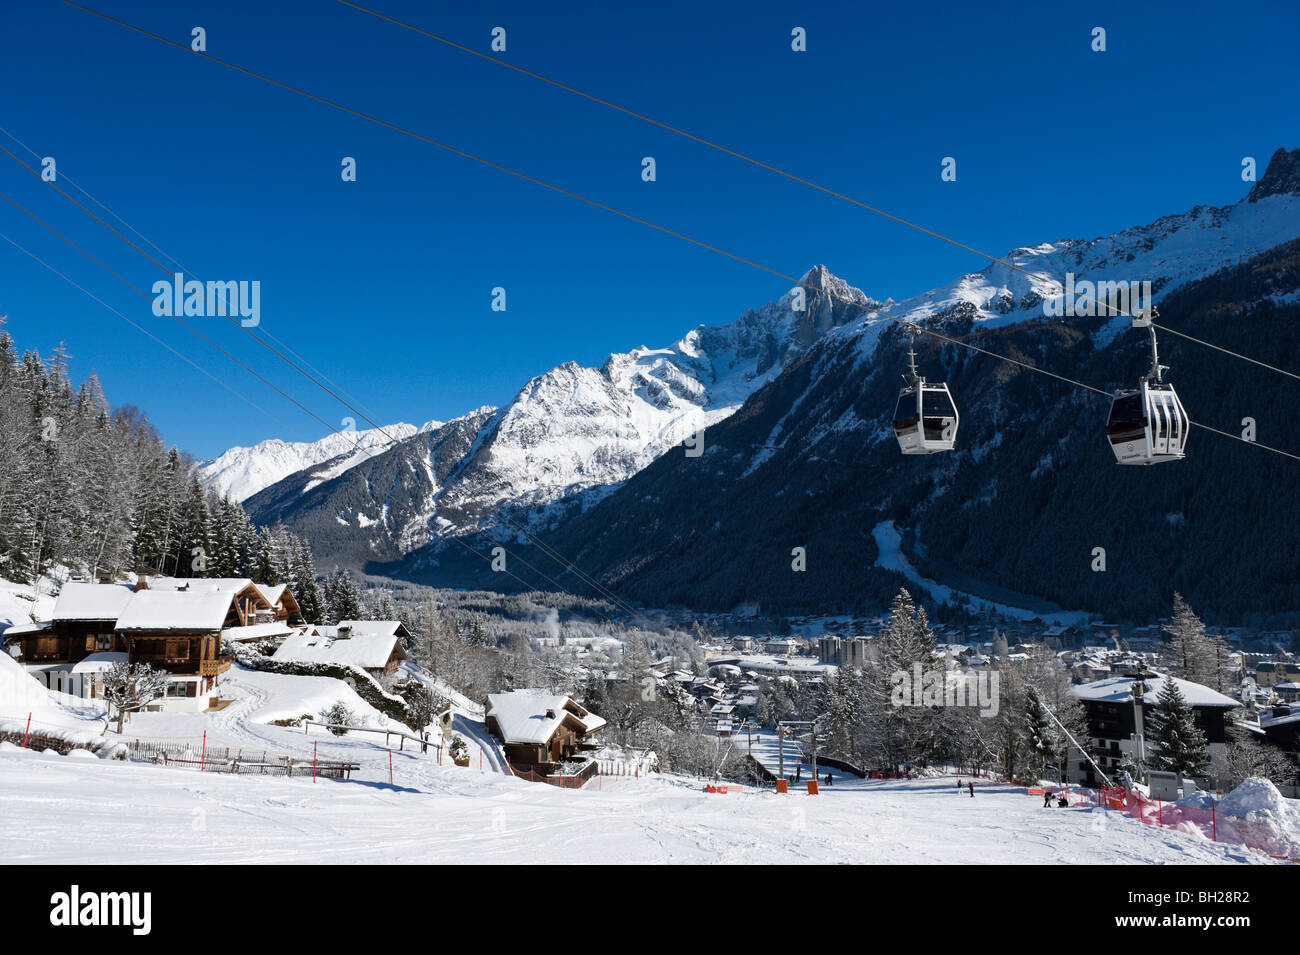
[200,730,207,773]
[1158,798,1162,827]
[1212,798,1217,842]
[22,713,31,748]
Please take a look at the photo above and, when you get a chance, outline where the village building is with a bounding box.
[272,620,407,680]
[1254,660,1300,688]
[113,589,237,710]
[1069,670,1240,788]
[9,582,134,699]
[485,690,605,782]
[253,583,305,625]
[4,579,308,711]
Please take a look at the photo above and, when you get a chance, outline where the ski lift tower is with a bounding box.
[776,714,829,782]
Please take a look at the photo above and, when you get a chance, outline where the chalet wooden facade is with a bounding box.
[5,578,303,712]
[485,691,606,781]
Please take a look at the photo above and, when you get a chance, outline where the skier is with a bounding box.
[1057,794,1069,807]
[825,772,833,786]
[795,766,801,784]
[968,781,974,797]
[957,778,963,791]
[1043,789,1053,808]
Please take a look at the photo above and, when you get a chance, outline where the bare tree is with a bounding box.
[102,662,170,733]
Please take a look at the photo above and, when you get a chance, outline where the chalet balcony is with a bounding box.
[200,658,233,677]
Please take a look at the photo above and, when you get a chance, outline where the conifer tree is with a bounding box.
[1147,678,1211,779]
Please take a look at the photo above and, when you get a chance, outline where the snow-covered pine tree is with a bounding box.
[865,588,938,771]
[1147,677,1211,779]
[1024,688,1052,784]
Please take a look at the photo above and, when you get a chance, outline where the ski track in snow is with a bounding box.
[0,744,1271,865]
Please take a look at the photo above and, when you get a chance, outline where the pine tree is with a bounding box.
[1024,688,1052,783]
[1147,678,1211,779]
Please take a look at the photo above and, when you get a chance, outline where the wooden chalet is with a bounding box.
[271,620,407,679]
[9,582,134,698]
[113,589,238,710]
[485,690,606,781]
[7,578,307,711]
[254,583,305,625]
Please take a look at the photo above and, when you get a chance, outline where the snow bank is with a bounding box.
[1217,777,1300,832]
[0,654,119,756]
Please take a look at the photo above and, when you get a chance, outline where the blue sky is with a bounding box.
[0,0,1296,459]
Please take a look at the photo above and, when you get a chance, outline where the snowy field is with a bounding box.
[0,742,1269,864]
[0,648,1278,865]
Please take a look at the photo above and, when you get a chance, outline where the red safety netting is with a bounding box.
[1091,785,1300,862]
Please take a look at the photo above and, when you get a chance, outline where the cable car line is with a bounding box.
[0,190,638,617]
[39,4,1300,477]
[0,228,290,429]
[493,511,643,620]
[0,124,374,419]
[0,188,364,441]
[1151,321,1300,384]
[339,0,1300,388]
[0,139,396,447]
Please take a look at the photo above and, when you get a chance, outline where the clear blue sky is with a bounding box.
[1,0,1296,459]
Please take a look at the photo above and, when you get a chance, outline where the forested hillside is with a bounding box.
[0,320,323,621]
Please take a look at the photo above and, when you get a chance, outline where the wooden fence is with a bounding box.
[125,739,360,779]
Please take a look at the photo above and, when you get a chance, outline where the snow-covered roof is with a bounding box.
[115,590,234,632]
[145,577,255,594]
[1072,672,1240,709]
[336,620,406,638]
[272,627,403,670]
[51,583,135,622]
[70,651,127,674]
[485,690,606,745]
[255,583,287,605]
[1,620,53,637]
[222,621,296,643]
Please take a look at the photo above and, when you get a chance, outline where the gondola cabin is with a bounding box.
[893,382,959,454]
[1105,381,1188,465]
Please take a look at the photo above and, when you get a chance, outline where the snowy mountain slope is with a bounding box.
[0,743,1269,864]
[201,419,442,502]
[242,266,877,562]
[859,147,1300,346]
[411,149,1300,620]
[244,148,1300,603]
[244,408,496,568]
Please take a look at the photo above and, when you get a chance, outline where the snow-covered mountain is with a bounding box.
[239,147,1300,613]
[238,266,878,563]
[202,420,442,502]
[390,148,1300,620]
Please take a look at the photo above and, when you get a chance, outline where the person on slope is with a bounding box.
[968,781,975,797]
[1043,789,1053,808]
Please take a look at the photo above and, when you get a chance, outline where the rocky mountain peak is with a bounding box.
[1248,147,1300,202]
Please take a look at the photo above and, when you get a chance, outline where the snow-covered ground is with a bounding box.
[0,653,1280,865]
[0,742,1268,864]
[873,521,1090,625]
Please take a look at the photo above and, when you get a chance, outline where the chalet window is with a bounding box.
[95,633,112,650]
[164,640,190,663]
[33,637,59,658]
[165,681,188,698]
